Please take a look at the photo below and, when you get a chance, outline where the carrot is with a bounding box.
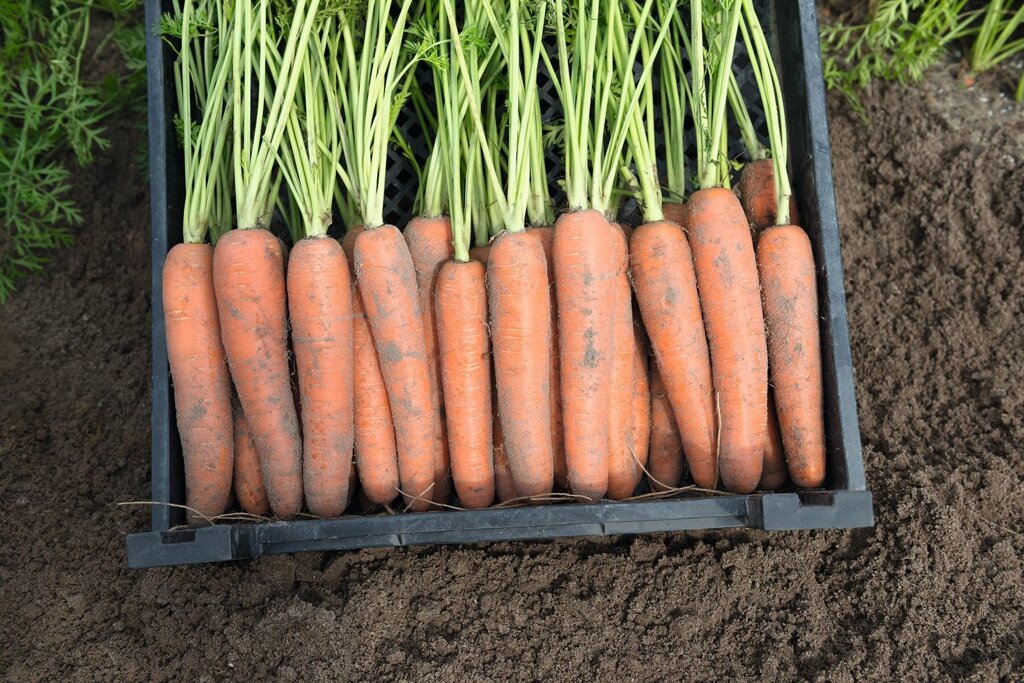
[489,230,555,497]
[214,229,303,517]
[684,0,766,494]
[607,226,638,500]
[469,244,491,265]
[617,1,716,490]
[334,0,420,505]
[622,224,652,479]
[354,225,437,510]
[163,244,234,523]
[736,159,800,231]
[662,203,687,227]
[759,390,788,490]
[687,189,768,493]
[647,365,684,491]
[287,236,354,517]
[341,227,363,262]
[552,210,621,499]
[528,226,566,490]
[740,0,825,488]
[492,408,517,504]
[630,324,651,477]
[435,259,494,509]
[629,221,718,488]
[342,226,400,505]
[351,281,401,505]
[405,216,454,505]
[232,409,270,516]
[757,225,826,488]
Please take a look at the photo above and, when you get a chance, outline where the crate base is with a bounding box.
[126,491,873,568]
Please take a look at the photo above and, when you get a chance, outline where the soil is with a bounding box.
[2,64,1023,681]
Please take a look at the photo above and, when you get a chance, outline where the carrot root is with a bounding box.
[528,226,566,491]
[213,228,303,519]
[488,230,554,497]
[757,224,826,488]
[354,225,437,511]
[607,226,637,500]
[554,209,619,499]
[687,188,768,494]
[648,365,685,491]
[435,259,494,509]
[405,216,454,505]
[629,221,718,489]
[163,243,234,523]
[232,409,270,516]
[759,389,788,490]
[288,236,354,518]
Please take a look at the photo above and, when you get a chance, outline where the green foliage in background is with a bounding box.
[822,1,1024,117]
[0,0,144,304]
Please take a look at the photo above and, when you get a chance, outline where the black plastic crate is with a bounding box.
[127,0,873,569]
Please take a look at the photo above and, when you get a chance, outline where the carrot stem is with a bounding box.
[691,0,743,190]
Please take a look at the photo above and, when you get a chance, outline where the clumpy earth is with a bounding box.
[1,64,1022,681]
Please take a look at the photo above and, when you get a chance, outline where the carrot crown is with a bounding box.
[544,0,665,217]
[336,0,419,230]
[689,0,743,190]
[737,0,791,225]
[164,0,233,244]
[230,0,322,232]
[618,0,675,223]
[448,0,546,235]
[276,11,352,240]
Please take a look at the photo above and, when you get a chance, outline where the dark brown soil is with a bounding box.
[2,66,1023,681]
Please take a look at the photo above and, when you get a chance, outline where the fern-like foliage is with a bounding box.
[821,0,1024,116]
[0,0,141,303]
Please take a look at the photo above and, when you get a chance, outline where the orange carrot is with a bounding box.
[341,226,363,261]
[405,216,454,504]
[662,203,687,227]
[469,244,491,265]
[232,409,270,516]
[629,220,717,488]
[343,226,400,506]
[354,225,437,511]
[488,230,554,497]
[163,243,234,523]
[213,228,303,518]
[630,324,651,478]
[607,227,637,500]
[287,236,354,518]
[647,365,685,491]
[492,408,517,504]
[757,224,826,488]
[687,188,768,493]
[351,289,401,505]
[759,389,788,490]
[553,209,619,499]
[528,226,566,490]
[435,259,494,509]
[736,159,800,232]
